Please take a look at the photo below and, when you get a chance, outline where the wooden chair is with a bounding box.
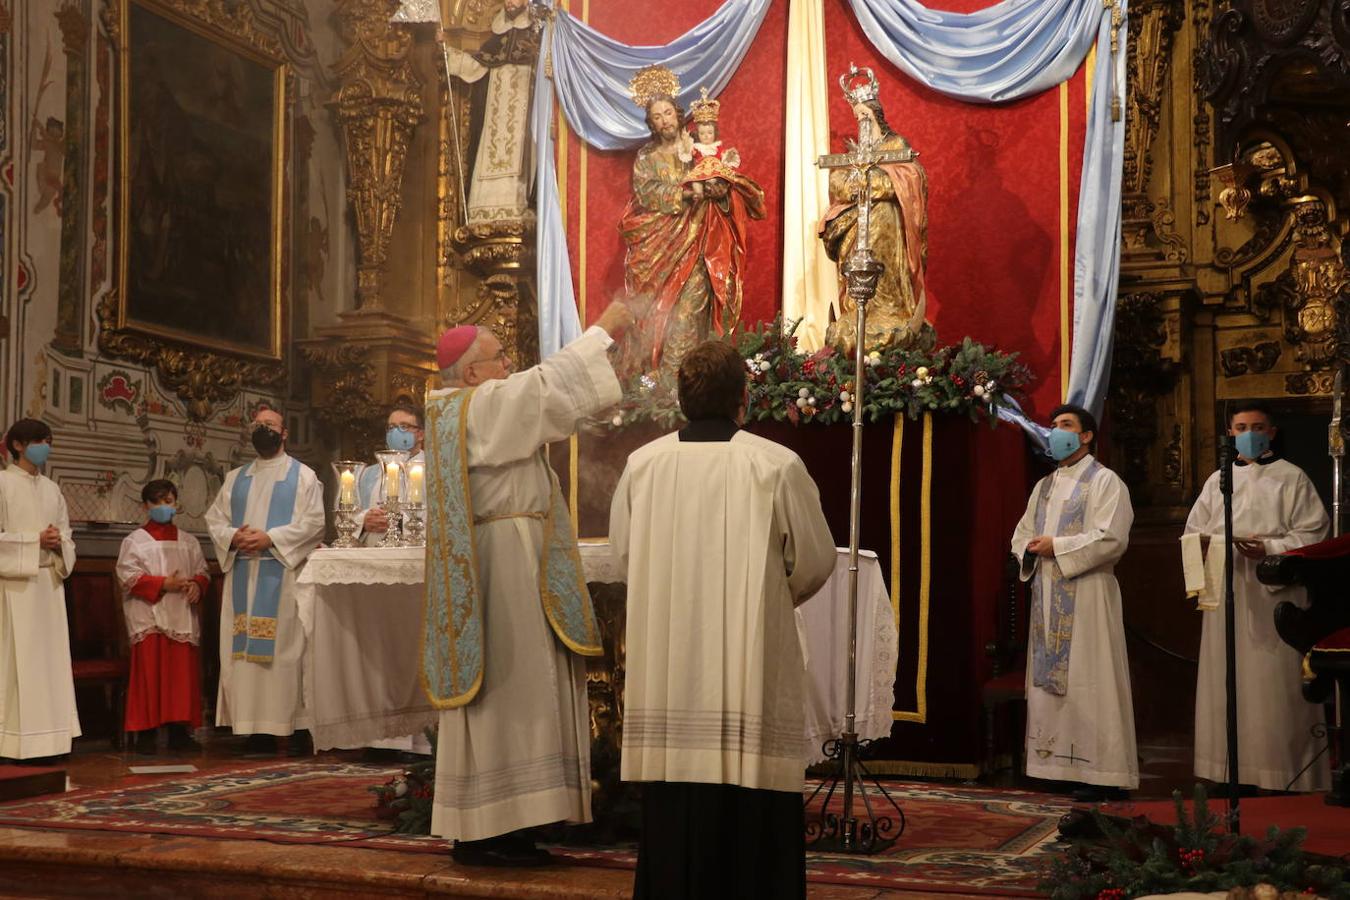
[981,552,1028,776]
[65,560,131,750]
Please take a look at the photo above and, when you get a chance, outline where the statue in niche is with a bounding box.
[618,68,765,376]
[444,0,541,226]
[820,67,935,352]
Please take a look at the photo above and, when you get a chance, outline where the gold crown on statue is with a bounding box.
[689,86,720,124]
[839,64,880,106]
[629,65,681,109]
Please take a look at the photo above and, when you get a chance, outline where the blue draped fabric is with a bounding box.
[847,0,1128,436]
[532,0,772,357]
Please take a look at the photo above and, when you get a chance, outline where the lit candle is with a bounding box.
[339,470,356,506]
[385,462,400,501]
[407,463,424,504]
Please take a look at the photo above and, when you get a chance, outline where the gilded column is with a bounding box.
[331,0,424,311]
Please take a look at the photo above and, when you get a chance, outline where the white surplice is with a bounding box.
[1184,457,1330,791]
[0,465,81,758]
[1010,454,1139,789]
[430,327,620,842]
[115,527,207,645]
[206,454,325,736]
[610,430,837,794]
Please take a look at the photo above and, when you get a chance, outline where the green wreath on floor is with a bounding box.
[1042,785,1349,900]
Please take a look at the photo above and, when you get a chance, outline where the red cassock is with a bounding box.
[121,521,208,731]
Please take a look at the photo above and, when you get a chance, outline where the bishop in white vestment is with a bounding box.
[1010,405,1138,794]
[0,420,80,759]
[206,409,325,743]
[423,305,630,867]
[610,341,836,899]
[1185,404,1330,791]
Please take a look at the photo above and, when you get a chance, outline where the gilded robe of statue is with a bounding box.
[619,139,765,374]
[819,131,933,352]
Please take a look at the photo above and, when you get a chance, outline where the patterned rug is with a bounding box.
[0,762,1068,895]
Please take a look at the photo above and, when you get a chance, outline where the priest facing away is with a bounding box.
[1185,402,1329,792]
[1010,404,1138,803]
[610,340,837,900]
[206,406,325,756]
[421,301,633,868]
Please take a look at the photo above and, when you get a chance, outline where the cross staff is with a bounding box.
[1332,365,1344,538]
[817,134,915,262]
[805,83,917,857]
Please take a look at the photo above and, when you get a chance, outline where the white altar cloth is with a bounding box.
[297,544,898,761]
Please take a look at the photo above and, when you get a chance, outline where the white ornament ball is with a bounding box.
[911,379,923,389]
[987,381,997,392]
[796,398,808,409]
[842,401,854,413]
[760,361,771,372]
[839,390,851,402]
[973,385,986,398]
[611,414,624,427]
[798,387,810,399]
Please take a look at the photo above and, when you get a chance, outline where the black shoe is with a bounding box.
[1070,785,1130,804]
[134,730,159,756]
[451,835,554,868]
[286,730,314,757]
[239,734,278,758]
[167,724,201,754]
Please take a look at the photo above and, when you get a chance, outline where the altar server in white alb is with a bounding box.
[206,406,325,755]
[421,302,632,868]
[611,340,837,899]
[355,402,425,546]
[1010,404,1138,801]
[1185,402,1329,792]
[0,419,80,761]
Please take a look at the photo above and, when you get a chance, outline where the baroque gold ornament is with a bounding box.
[628,64,679,109]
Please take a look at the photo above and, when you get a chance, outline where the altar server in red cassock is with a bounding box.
[116,479,209,754]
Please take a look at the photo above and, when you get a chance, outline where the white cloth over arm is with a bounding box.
[1185,459,1330,791]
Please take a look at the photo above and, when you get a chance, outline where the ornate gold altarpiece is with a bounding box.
[297,0,538,457]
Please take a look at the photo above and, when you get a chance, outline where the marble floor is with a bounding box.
[0,732,1003,900]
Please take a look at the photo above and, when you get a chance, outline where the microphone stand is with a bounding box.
[1219,435,1240,834]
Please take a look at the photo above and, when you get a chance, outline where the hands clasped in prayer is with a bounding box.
[39,524,63,551]
[162,572,202,605]
[1025,535,1056,558]
[230,525,274,555]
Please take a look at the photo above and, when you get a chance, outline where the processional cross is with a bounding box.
[803,65,916,858]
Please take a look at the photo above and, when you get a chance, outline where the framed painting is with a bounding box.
[116,0,287,360]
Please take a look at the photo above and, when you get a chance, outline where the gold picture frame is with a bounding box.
[115,0,287,361]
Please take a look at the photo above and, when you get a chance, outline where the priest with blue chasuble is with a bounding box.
[422,302,632,868]
[206,406,325,749]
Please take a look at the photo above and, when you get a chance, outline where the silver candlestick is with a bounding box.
[331,460,366,548]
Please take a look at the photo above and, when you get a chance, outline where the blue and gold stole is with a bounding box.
[1029,458,1101,696]
[420,388,601,709]
[229,457,301,663]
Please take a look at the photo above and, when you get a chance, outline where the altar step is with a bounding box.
[0,827,636,899]
[0,767,65,804]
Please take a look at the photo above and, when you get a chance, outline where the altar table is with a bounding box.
[296,544,897,760]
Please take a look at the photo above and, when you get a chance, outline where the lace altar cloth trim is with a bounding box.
[299,548,426,586]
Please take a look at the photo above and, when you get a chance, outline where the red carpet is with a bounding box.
[1105,794,1350,859]
[0,762,1072,896]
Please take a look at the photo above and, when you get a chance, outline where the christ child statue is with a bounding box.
[682,87,741,200]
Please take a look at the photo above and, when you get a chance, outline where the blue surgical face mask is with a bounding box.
[1235,430,1271,460]
[148,504,177,524]
[1047,428,1083,462]
[23,443,51,467]
[386,427,416,452]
